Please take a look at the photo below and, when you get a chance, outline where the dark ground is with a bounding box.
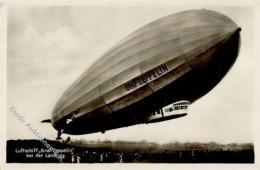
[6,139,254,163]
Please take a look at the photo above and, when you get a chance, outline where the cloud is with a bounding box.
[8,24,90,87]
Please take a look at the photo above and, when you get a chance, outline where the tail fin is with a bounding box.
[41,119,51,123]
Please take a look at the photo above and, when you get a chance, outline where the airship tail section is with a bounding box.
[41,119,51,123]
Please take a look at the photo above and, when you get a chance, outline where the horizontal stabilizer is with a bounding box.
[41,119,51,123]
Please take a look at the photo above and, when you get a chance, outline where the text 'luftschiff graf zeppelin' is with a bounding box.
[125,64,169,91]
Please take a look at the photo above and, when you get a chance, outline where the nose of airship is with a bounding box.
[183,24,241,69]
[174,9,240,66]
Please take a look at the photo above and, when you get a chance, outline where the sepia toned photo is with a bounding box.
[0,0,259,169]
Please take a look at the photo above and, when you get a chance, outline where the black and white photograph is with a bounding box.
[0,0,259,169]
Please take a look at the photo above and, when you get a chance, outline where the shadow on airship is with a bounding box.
[42,9,241,139]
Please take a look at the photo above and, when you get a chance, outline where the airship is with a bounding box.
[42,9,241,138]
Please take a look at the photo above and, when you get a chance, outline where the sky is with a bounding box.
[7,5,255,144]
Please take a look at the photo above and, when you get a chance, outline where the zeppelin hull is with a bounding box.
[51,9,241,134]
[55,29,240,134]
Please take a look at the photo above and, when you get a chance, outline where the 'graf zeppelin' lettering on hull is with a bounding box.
[125,64,169,92]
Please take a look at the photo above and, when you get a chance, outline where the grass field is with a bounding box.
[6,139,254,163]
